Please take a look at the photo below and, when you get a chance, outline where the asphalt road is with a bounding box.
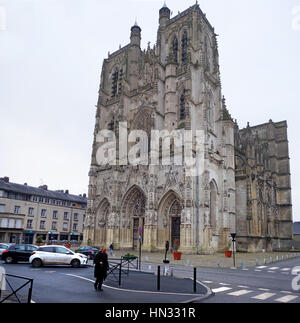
[140,257,300,303]
[1,256,299,303]
[0,262,207,303]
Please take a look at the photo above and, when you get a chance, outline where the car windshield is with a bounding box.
[56,247,72,254]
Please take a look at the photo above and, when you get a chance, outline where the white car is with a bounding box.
[29,245,88,268]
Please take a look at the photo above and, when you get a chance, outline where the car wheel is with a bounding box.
[5,256,13,264]
[71,259,80,268]
[32,258,42,268]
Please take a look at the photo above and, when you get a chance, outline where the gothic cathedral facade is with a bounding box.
[83,4,293,253]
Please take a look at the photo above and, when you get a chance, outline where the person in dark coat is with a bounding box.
[93,247,109,291]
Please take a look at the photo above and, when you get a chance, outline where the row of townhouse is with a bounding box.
[0,177,87,245]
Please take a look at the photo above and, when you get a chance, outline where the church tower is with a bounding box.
[83,3,237,253]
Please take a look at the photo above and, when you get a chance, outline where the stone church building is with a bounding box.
[83,3,293,253]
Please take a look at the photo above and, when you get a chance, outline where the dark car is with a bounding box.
[1,244,38,264]
[75,246,99,260]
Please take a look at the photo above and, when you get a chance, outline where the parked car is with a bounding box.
[0,243,12,256]
[1,244,37,264]
[29,245,88,268]
[75,246,99,260]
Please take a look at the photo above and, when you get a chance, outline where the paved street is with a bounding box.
[1,256,299,303]
[0,262,207,303]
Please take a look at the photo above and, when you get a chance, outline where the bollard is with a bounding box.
[157,266,161,291]
[240,261,243,269]
[187,259,191,266]
[276,256,279,262]
[256,259,259,266]
[119,261,122,286]
[264,258,267,265]
[270,257,273,263]
[145,256,149,262]
[194,268,197,293]
[170,267,174,277]
[217,261,220,268]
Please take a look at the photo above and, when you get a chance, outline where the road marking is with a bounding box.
[257,266,267,269]
[269,267,279,270]
[238,285,249,288]
[203,281,213,284]
[275,295,299,303]
[212,287,232,293]
[252,293,276,300]
[45,271,56,274]
[281,268,290,271]
[280,291,292,294]
[242,269,249,271]
[267,271,275,273]
[65,274,207,298]
[258,288,271,291]
[227,289,252,297]
[254,270,262,272]
[219,283,231,286]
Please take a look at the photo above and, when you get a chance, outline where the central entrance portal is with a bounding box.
[171,217,181,249]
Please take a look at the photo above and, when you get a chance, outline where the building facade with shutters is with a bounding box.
[0,177,87,245]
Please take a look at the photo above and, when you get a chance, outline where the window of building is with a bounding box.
[14,206,20,214]
[111,68,119,97]
[39,197,43,203]
[0,204,5,213]
[41,209,47,218]
[40,221,45,230]
[8,219,15,228]
[53,211,58,219]
[74,213,78,221]
[63,222,68,231]
[27,220,33,229]
[172,36,178,62]
[73,223,78,232]
[52,222,57,231]
[45,198,50,204]
[64,212,69,220]
[180,91,186,120]
[1,218,8,228]
[16,219,22,229]
[181,30,188,64]
[28,208,34,216]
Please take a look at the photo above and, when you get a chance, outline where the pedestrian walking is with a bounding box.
[93,247,109,291]
[109,243,114,256]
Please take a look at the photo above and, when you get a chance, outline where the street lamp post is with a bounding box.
[231,233,236,268]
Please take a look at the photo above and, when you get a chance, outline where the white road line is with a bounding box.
[258,288,271,291]
[269,267,279,270]
[238,286,249,288]
[257,266,267,269]
[281,268,290,271]
[252,293,276,301]
[203,281,213,284]
[219,283,231,286]
[255,270,262,272]
[275,295,299,303]
[65,274,206,297]
[212,287,232,293]
[228,289,252,297]
[267,271,275,273]
[280,291,292,294]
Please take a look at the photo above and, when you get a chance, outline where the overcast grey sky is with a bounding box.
[0,0,299,221]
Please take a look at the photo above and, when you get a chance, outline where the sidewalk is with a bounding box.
[105,250,300,269]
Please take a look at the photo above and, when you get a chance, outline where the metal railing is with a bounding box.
[0,274,33,304]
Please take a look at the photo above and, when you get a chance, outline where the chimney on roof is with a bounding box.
[1,177,9,183]
[83,194,87,198]
[39,185,48,190]
[24,183,28,186]
[65,190,69,194]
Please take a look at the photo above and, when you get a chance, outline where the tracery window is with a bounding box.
[179,91,186,120]
[172,36,178,62]
[111,68,119,98]
[181,30,188,64]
